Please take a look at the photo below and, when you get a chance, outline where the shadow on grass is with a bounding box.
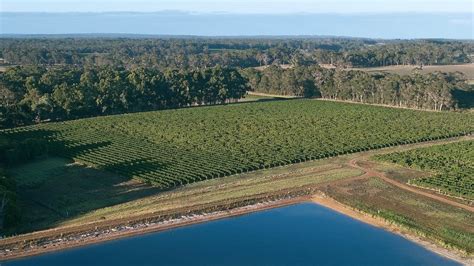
[3,129,169,235]
[11,158,166,235]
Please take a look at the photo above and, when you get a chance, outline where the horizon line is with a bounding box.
[1,33,472,41]
[1,10,472,15]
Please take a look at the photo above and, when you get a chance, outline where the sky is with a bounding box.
[1,0,473,13]
[1,1,472,38]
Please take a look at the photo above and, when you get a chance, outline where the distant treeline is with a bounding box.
[1,38,472,68]
[0,66,248,128]
[241,65,471,110]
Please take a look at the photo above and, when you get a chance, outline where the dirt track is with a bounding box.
[347,157,474,213]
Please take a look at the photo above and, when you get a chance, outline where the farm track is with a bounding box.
[347,157,474,213]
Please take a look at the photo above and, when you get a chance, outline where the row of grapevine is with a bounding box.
[375,140,474,200]
[2,100,473,189]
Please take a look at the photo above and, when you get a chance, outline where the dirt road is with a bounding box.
[347,157,474,213]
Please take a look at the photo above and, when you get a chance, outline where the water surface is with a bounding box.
[4,203,459,266]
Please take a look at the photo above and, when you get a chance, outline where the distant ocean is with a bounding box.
[1,12,472,39]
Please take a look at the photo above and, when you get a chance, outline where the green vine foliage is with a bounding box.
[376,141,474,200]
[2,100,473,189]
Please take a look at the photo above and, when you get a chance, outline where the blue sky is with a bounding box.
[1,1,472,38]
[1,0,472,13]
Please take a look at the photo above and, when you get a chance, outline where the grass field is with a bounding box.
[3,100,473,189]
[375,140,474,201]
[8,158,160,233]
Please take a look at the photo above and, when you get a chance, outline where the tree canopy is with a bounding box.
[241,65,471,110]
[0,65,248,128]
[1,38,472,69]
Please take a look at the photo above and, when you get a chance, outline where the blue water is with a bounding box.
[4,203,459,266]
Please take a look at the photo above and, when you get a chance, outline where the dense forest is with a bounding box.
[1,38,472,69]
[0,65,248,128]
[242,65,471,110]
[0,64,471,128]
[0,37,473,128]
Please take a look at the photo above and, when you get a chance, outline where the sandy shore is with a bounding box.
[311,194,473,265]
